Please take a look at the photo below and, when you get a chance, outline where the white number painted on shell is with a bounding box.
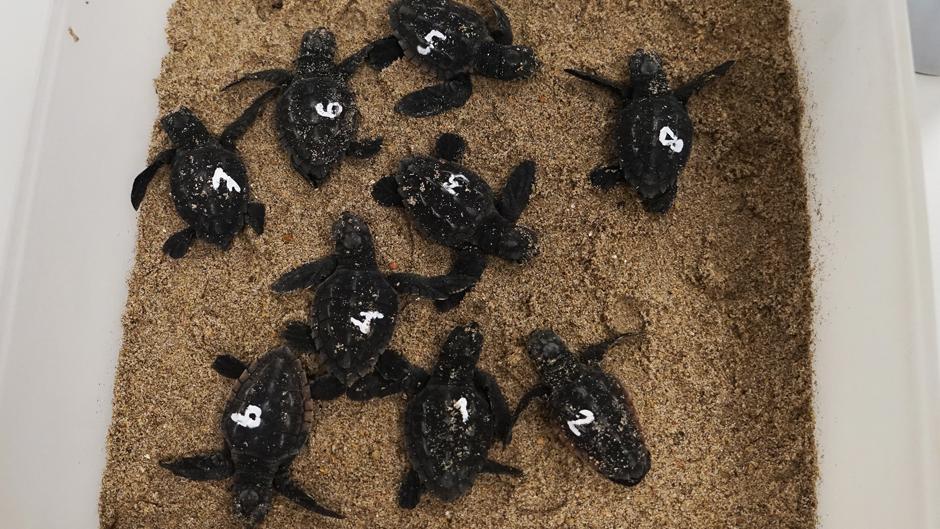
[212,167,242,193]
[453,397,470,423]
[315,102,344,119]
[231,405,262,429]
[417,30,447,55]
[658,126,684,153]
[441,173,469,196]
[566,409,595,437]
[350,311,384,334]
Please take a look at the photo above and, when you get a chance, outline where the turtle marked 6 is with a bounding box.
[130,105,271,259]
[513,330,651,487]
[224,28,382,187]
[272,212,476,399]
[566,49,734,213]
[367,0,540,117]
[160,347,342,525]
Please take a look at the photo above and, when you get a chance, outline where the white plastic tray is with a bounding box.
[0,1,937,528]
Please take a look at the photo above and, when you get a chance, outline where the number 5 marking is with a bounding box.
[417,30,447,55]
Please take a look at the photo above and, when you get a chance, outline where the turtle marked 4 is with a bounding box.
[159,347,342,526]
[373,133,538,311]
[224,28,382,187]
[566,49,734,213]
[272,212,476,399]
[347,323,520,509]
[367,0,540,117]
[130,105,271,258]
[513,330,651,487]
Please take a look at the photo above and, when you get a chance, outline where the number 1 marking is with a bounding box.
[417,30,447,55]
[567,409,595,437]
[454,397,470,423]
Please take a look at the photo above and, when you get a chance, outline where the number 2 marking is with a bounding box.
[442,173,469,196]
[315,102,343,119]
[417,30,447,55]
[231,405,262,429]
[659,126,685,153]
[567,409,595,437]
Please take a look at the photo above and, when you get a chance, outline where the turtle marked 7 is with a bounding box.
[160,347,342,526]
[349,323,520,508]
[513,330,651,487]
[272,212,475,399]
[566,49,735,213]
[224,28,382,187]
[372,133,538,311]
[367,0,540,117]
[131,104,272,258]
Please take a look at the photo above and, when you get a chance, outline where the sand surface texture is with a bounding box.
[100,1,816,527]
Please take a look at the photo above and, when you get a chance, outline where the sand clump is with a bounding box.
[100,1,816,528]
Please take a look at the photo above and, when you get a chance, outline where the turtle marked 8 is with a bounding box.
[513,330,651,487]
[367,0,540,117]
[224,28,382,187]
[272,212,476,399]
[347,323,520,509]
[130,104,272,258]
[566,49,735,213]
[373,133,538,311]
[159,347,342,526]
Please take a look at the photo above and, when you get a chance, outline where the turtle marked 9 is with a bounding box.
[160,347,342,525]
[367,0,540,117]
[344,323,520,509]
[566,49,734,213]
[513,330,651,487]
[272,212,476,399]
[130,105,269,259]
[223,28,382,188]
[373,133,538,311]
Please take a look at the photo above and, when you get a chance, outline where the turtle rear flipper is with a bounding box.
[282,321,317,353]
[397,468,424,509]
[367,36,405,70]
[246,202,265,235]
[309,374,346,401]
[396,74,473,118]
[160,451,234,481]
[346,137,383,158]
[163,227,197,259]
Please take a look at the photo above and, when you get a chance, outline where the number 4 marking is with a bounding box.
[417,30,447,55]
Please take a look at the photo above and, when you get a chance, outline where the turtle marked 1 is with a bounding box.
[566,49,734,213]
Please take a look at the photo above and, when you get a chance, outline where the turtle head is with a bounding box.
[297,28,337,75]
[526,330,575,380]
[161,107,212,148]
[474,42,540,81]
[496,225,539,263]
[434,323,484,383]
[332,211,376,267]
[629,49,669,96]
[232,472,274,526]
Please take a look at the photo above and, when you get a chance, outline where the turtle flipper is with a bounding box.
[434,251,486,312]
[590,163,626,190]
[163,227,197,259]
[346,137,383,158]
[395,74,473,118]
[309,374,346,401]
[475,370,513,445]
[160,451,234,481]
[222,69,293,91]
[219,86,281,149]
[496,160,536,223]
[274,475,344,519]
[397,468,424,509]
[434,133,467,163]
[486,0,514,45]
[639,183,678,214]
[674,60,735,104]
[367,36,405,70]
[565,68,625,97]
[510,384,550,428]
[131,148,175,210]
[212,354,248,379]
[246,202,265,235]
[372,176,403,207]
[282,321,317,353]
[580,331,642,366]
[272,256,339,293]
[347,349,427,401]
[481,459,523,477]
[387,269,475,300]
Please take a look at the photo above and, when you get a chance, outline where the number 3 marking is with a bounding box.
[417,30,447,55]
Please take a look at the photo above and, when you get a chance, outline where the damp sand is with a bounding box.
[100,1,816,527]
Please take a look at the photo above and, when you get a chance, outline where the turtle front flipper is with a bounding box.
[346,137,383,159]
[433,251,487,312]
[485,0,514,45]
[510,384,550,428]
[590,163,627,190]
[347,349,428,401]
[565,68,625,97]
[387,267,476,300]
[397,467,425,509]
[163,227,197,259]
[433,132,467,163]
[673,60,735,104]
[474,370,513,445]
[580,331,643,366]
[372,175,404,207]
[273,472,344,519]
[496,160,536,223]
[272,255,339,293]
[160,451,234,481]
[281,321,317,353]
[212,354,249,379]
[366,36,405,70]
[395,73,473,118]
[309,374,346,401]
[131,148,175,210]
[222,68,293,91]
[481,459,523,476]
[219,86,282,149]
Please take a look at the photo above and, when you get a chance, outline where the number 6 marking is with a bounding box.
[315,102,343,119]
[417,30,447,55]
[567,409,595,437]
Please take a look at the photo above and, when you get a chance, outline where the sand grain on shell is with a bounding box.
[100,1,817,528]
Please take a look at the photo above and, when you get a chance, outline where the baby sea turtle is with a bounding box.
[367,0,540,117]
[350,322,519,508]
[272,211,474,397]
[566,49,734,213]
[131,103,273,258]
[512,330,651,486]
[160,347,342,525]
[372,133,537,310]
[224,28,382,187]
